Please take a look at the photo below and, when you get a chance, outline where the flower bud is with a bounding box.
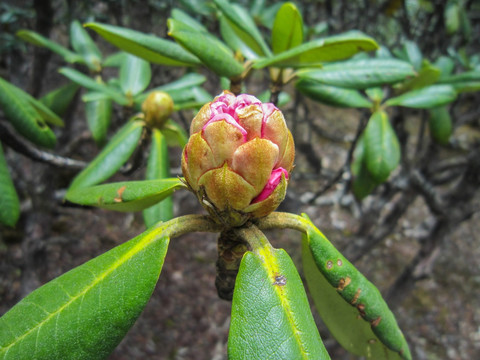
[182,91,295,226]
[141,91,174,129]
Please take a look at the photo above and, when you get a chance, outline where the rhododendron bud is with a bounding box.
[141,91,174,129]
[182,91,295,226]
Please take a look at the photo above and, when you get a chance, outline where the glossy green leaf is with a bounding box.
[296,79,372,108]
[298,59,415,89]
[301,214,410,359]
[214,0,271,56]
[119,54,151,97]
[85,94,112,146]
[143,130,174,227]
[351,135,380,199]
[440,70,480,83]
[4,80,64,127]
[434,56,455,79]
[16,29,83,64]
[254,31,378,69]
[102,51,127,67]
[59,67,130,106]
[363,111,400,183]
[68,119,144,191]
[365,87,385,103]
[428,106,452,145]
[40,82,79,117]
[397,60,440,93]
[161,119,189,147]
[445,1,460,34]
[0,222,170,360]
[229,229,330,359]
[135,72,207,104]
[0,143,20,227]
[302,214,412,360]
[403,40,422,70]
[70,20,102,72]
[171,8,208,33]
[66,178,184,212]
[448,81,480,93]
[386,85,457,109]
[84,22,201,66]
[272,2,303,54]
[257,2,284,29]
[0,77,56,148]
[168,19,244,78]
[219,15,261,60]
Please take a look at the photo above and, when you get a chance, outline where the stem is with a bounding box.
[234,223,272,253]
[157,214,222,239]
[256,212,308,234]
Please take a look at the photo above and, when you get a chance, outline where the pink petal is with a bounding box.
[252,168,288,203]
[261,103,278,137]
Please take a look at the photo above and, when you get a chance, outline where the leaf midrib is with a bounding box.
[0,225,167,356]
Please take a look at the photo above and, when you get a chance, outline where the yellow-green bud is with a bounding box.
[141,91,174,129]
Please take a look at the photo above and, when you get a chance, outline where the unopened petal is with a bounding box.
[251,168,288,203]
[184,132,216,189]
[203,119,246,165]
[198,164,257,211]
[232,138,279,193]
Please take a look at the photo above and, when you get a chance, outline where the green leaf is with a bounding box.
[68,119,144,191]
[85,94,112,146]
[0,143,20,227]
[296,79,372,108]
[254,31,378,69]
[16,29,83,64]
[257,90,292,107]
[219,14,261,60]
[167,18,244,78]
[403,40,422,71]
[5,81,65,127]
[171,8,208,33]
[84,22,201,66]
[229,230,330,359]
[363,111,400,183]
[213,0,271,57]
[257,2,284,29]
[445,1,460,34]
[161,119,189,147]
[0,77,56,148]
[386,85,457,109]
[301,214,412,359]
[271,2,304,54]
[0,223,170,360]
[66,178,184,212]
[440,70,480,83]
[428,106,452,145]
[298,59,415,89]
[59,67,130,106]
[40,82,79,117]
[396,60,440,93]
[102,51,128,67]
[135,72,207,105]
[119,54,151,97]
[143,130,174,227]
[365,87,385,103]
[70,20,102,72]
[434,56,455,79]
[351,136,380,199]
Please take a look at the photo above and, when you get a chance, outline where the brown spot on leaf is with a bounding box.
[273,274,287,286]
[114,185,127,203]
[326,260,333,270]
[368,339,377,344]
[357,303,366,317]
[371,317,382,327]
[351,288,361,304]
[337,259,343,266]
[337,277,351,291]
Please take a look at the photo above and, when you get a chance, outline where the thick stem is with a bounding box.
[256,212,308,234]
[155,214,222,239]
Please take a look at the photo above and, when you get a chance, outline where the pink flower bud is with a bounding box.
[182,91,295,226]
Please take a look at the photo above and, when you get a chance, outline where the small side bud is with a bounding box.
[141,91,174,129]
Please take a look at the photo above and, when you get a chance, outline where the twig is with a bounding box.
[0,121,87,170]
